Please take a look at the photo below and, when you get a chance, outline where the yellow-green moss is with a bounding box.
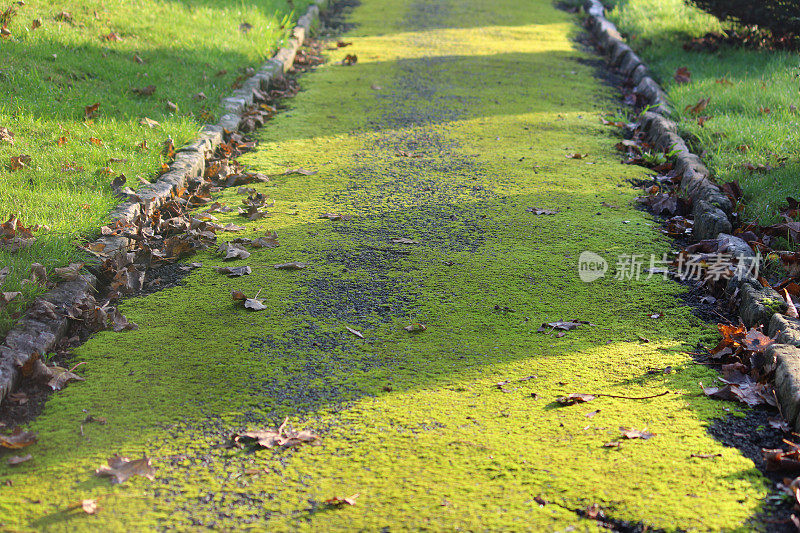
[0,0,771,530]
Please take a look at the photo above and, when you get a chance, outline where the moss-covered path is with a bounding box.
[0,0,772,530]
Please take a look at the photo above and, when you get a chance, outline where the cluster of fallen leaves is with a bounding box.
[229,417,320,450]
[699,323,782,409]
[0,214,47,253]
[763,440,800,528]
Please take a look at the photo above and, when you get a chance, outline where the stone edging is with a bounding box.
[0,0,329,405]
[583,0,800,430]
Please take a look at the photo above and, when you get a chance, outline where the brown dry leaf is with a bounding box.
[231,290,247,302]
[586,410,600,418]
[690,453,722,459]
[133,53,145,64]
[696,116,710,127]
[742,329,773,352]
[674,66,691,84]
[280,168,317,176]
[620,427,654,440]
[81,499,98,515]
[274,261,307,270]
[760,106,771,114]
[54,262,84,281]
[0,428,37,449]
[55,11,73,22]
[7,453,32,466]
[165,101,178,113]
[30,263,47,285]
[556,393,595,406]
[218,243,250,261]
[565,153,588,159]
[342,54,358,66]
[132,85,155,96]
[251,232,279,248]
[716,78,733,86]
[345,326,364,339]
[0,265,9,285]
[785,289,800,319]
[603,441,621,448]
[685,97,710,115]
[139,117,160,128]
[324,494,359,507]
[337,41,352,48]
[10,154,31,171]
[103,31,122,41]
[84,102,100,119]
[404,323,427,333]
[0,291,21,307]
[179,262,203,271]
[239,21,253,33]
[30,17,42,30]
[390,237,419,245]
[526,208,558,215]
[215,266,251,277]
[95,454,155,484]
[537,320,593,334]
[48,366,85,391]
[0,126,14,146]
[231,418,320,449]
[244,298,267,311]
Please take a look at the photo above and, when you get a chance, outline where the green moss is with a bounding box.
[0,0,772,530]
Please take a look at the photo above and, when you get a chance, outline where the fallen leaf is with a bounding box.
[103,31,122,41]
[404,323,427,333]
[179,262,203,271]
[95,454,155,484]
[217,243,250,261]
[133,53,145,64]
[342,54,358,66]
[336,41,352,48]
[9,154,31,171]
[274,261,307,270]
[0,126,14,146]
[674,66,691,84]
[346,326,364,338]
[215,265,251,277]
[132,85,156,96]
[54,262,84,281]
[55,11,73,23]
[7,454,32,466]
[566,153,588,159]
[0,428,37,449]
[324,494,359,507]
[239,21,253,33]
[47,366,85,391]
[556,393,595,406]
[526,208,558,215]
[619,427,654,440]
[139,117,160,128]
[390,237,419,244]
[231,418,319,449]
[84,102,100,120]
[81,499,98,515]
[244,298,267,311]
[165,101,178,113]
[685,97,710,115]
[0,291,21,307]
[690,453,722,459]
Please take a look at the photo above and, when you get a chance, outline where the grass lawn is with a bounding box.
[0,0,309,336]
[606,0,800,227]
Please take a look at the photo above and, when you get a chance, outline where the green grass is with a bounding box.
[607,0,800,228]
[0,0,310,336]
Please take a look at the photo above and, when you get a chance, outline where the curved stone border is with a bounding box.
[0,0,330,405]
[583,0,800,430]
